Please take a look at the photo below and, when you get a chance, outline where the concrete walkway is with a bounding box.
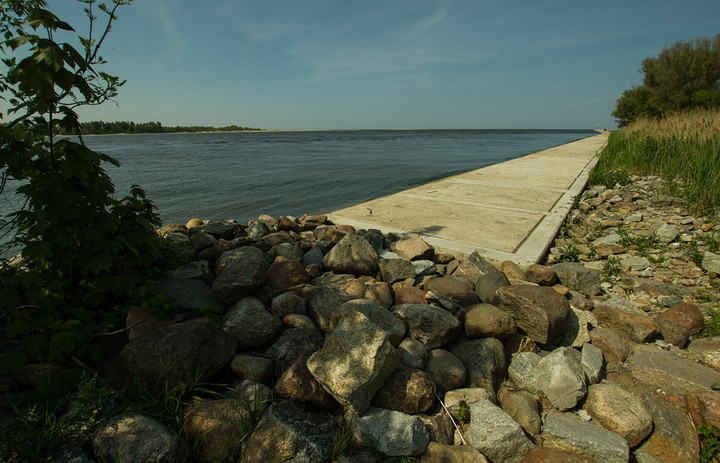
[326,132,609,265]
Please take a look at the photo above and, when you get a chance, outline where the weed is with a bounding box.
[602,256,622,283]
[557,244,580,263]
[589,167,633,189]
[698,425,720,463]
[618,229,660,257]
[0,373,118,462]
[699,307,720,338]
[330,420,354,461]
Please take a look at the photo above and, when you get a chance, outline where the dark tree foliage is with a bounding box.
[73,120,261,134]
[613,34,720,127]
[0,1,179,375]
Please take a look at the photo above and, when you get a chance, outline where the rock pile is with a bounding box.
[91,182,720,462]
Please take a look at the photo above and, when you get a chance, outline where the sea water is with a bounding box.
[80,129,595,225]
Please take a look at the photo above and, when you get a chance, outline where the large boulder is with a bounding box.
[452,251,498,283]
[155,277,222,313]
[309,286,353,333]
[465,399,535,463]
[322,233,379,276]
[265,328,325,378]
[330,298,406,346]
[424,276,480,307]
[306,310,399,414]
[212,246,269,304]
[424,349,466,392]
[541,412,629,463]
[551,262,602,297]
[451,338,506,396]
[495,285,570,345]
[464,303,516,338]
[92,413,186,463]
[120,318,237,396]
[653,301,704,347]
[371,365,436,414]
[535,347,587,411]
[241,401,338,463]
[184,399,251,462]
[583,383,653,448]
[346,407,429,457]
[392,303,462,349]
[223,297,283,349]
[592,303,660,344]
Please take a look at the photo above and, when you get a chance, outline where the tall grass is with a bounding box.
[591,108,720,216]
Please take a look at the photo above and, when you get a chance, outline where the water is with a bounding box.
[1,130,595,247]
[80,129,595,226]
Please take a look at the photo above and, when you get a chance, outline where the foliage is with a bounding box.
[698,425,720,463]
[588,166,632,189]
[0,0,179,374]
[0,373,118,462]
[556,243,580,262]
[590,108,720,216]
[699,307,720,338]
[73,120,262,134]
[612,34,720,127]
[602,255,622,283]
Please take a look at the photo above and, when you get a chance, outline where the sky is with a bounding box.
[49,0,720,130]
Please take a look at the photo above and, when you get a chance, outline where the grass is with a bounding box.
[590,108,720,216]
[698,425,720,463]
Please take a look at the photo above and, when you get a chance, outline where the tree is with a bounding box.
[612,34,720,127]
[0,1,173,373]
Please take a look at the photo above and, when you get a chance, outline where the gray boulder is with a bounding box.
[379,258,416,284]
[155,277,222,313]
[464,303,516,338]
[451,338,506,396]
[223,297,283,349]
[465,399,535,463]
[322,233,379,276]
[120,318,237,396]
[184,399,251,462]
[552,262,602,297]
[584,383,653,448]
[398,337,429,369]
[424,348,466,392]
[265,328,325,377]
[507,351,543,396]
[541,412,629,463]
[474,270,510,304]
[306,310,399,414]
[241,401,338,463]
[535,347,587,411]
[92,413,186,463]
[330,298,406,346]
[495,285,570,345]
[391,303,462,349]
[371,365,436,414]
[346,407,429,456]
[309,286,353,333]
[212,246,269,304]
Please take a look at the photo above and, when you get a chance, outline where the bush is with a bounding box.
[0,1,176,375]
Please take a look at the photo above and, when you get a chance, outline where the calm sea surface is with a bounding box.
[82,129,596,225]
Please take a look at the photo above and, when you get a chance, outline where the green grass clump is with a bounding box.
[698,425,720,462]
[590,108,720,216]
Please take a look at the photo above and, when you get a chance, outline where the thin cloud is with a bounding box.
[404,0,452,40]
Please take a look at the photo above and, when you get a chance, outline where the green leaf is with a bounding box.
[0,352,28,375]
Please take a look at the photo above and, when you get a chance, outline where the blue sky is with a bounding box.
[51,0,720,130]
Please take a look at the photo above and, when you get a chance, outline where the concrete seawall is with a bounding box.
[326,132,609,265]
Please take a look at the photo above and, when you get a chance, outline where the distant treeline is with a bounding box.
[70,121,262,134]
